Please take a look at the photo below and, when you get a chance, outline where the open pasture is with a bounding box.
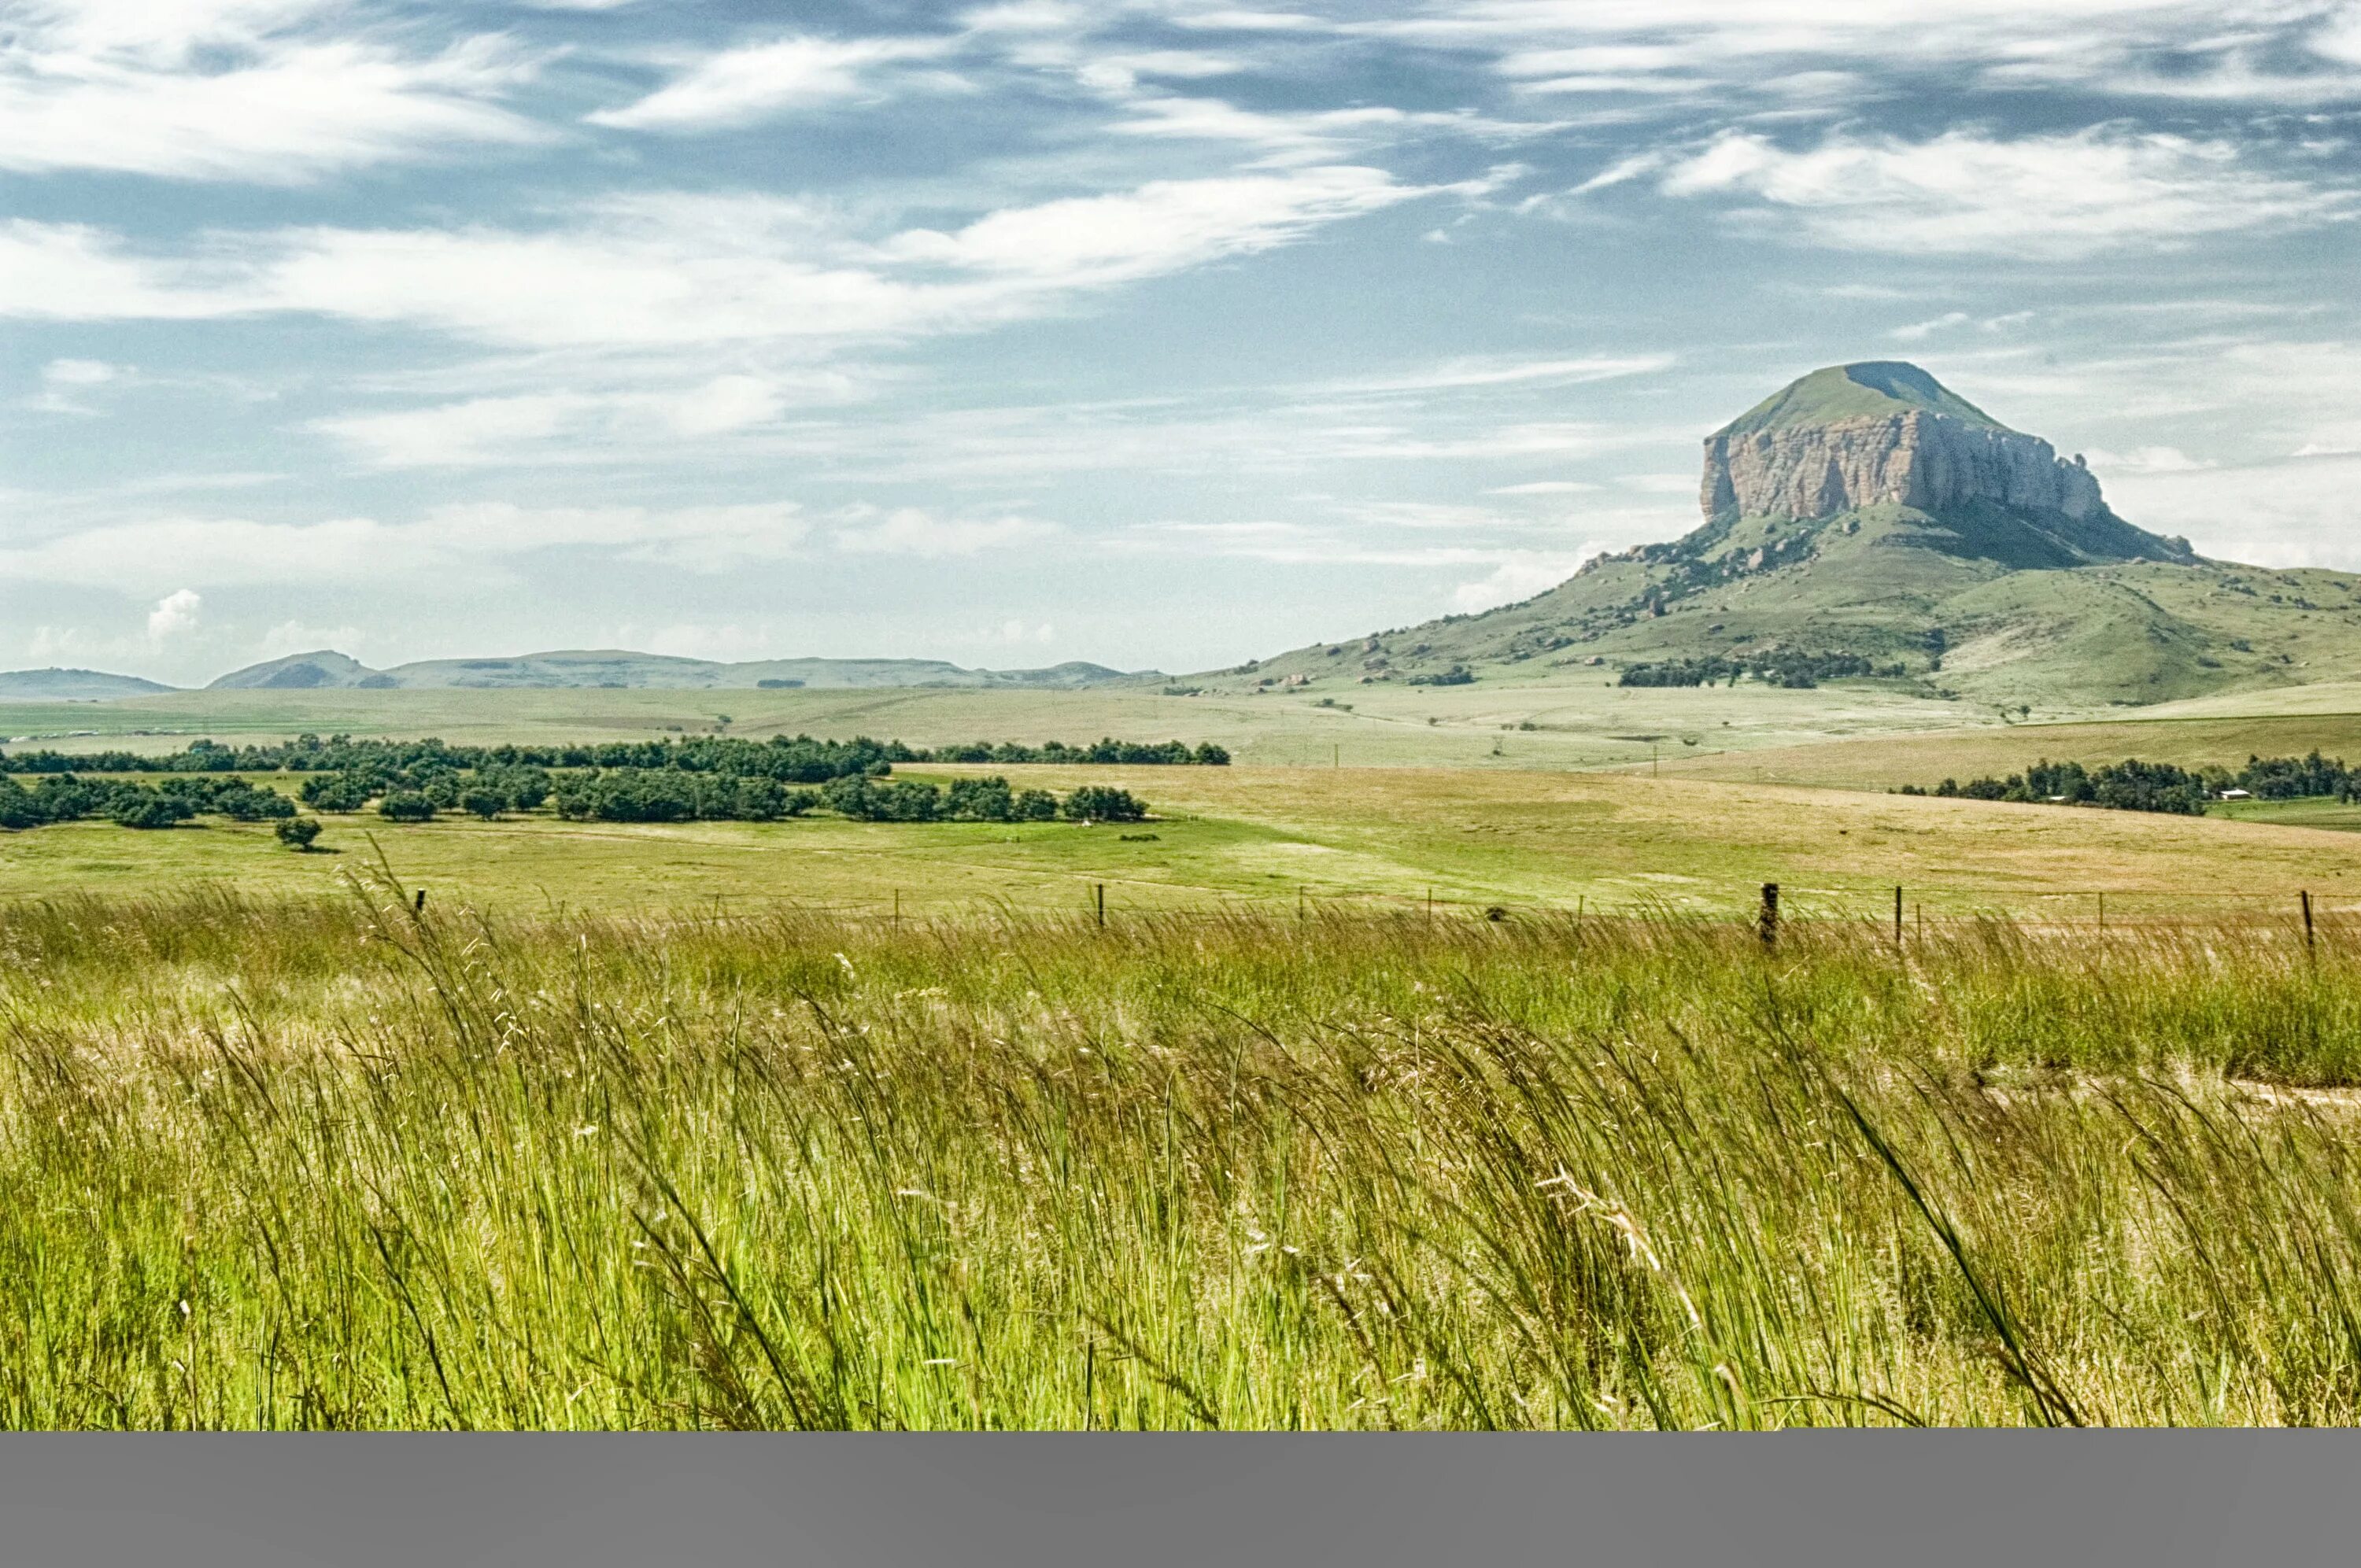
[8,764,2361,919]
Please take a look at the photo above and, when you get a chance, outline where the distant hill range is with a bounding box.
[0,667,176,703]
[1228,361,2361,707]
[206,649,1148,692]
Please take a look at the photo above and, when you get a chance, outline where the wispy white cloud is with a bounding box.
[586,35,959,131]
[831,507,1056,557]
[1890,311,1971,341]
[1650,127,2354,257]
[1391,2,2361,105]
[23,356,126,414]
[0,165,1439,349]
[0,6,545,181]
[312,375,810,467]
[1306,353,1671,395]
[0,501,815,591]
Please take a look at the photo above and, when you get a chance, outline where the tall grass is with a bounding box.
[5,883,2361,1427]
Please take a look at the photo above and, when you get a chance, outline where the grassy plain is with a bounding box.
[8,765,2361,919]
[1661,712,2361,791]
[0,677,1994,770]
[9,891,2361,1428]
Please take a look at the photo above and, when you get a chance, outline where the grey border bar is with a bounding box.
[2,1433,2358,1566]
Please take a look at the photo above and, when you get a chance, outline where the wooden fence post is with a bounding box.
[2304,889,2315,958]
[1758,883,1779,950]
[413,888,426,914]
[1096,884,1106,928]
[1894,885,1903,947]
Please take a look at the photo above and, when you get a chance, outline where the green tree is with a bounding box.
[379,791,436,823]
[1062,785,1147,823]
[113,796,190,830]
[460,787,504,821]
[275,816,323,850]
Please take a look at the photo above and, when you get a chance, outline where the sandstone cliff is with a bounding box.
[1701,409,2106,524]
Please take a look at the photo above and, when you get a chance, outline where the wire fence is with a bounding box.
[645,879,2361,937]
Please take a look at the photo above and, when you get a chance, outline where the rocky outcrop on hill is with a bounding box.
[1701,411,2107,523]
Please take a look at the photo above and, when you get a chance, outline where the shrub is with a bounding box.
[460,788,505,821]
[1014,788,1058,822]
[275,817,322,850]
[379,792,436,823]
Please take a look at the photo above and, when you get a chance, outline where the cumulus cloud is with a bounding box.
[1449,551,1602,613]
[1651,127,2354,257]
[145,587,202,641]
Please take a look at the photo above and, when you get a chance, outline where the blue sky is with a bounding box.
[4,0,2360,683]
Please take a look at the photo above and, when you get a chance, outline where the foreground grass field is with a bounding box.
[9,887,2361,1428]
[9,765,2361,916]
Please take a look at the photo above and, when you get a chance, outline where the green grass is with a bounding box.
[11,764,2361,917]
[9,885,2361,1428]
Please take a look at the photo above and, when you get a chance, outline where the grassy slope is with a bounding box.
[1718,361,2008,434]
[9,762,2361,918]
[1229,522,2361,710]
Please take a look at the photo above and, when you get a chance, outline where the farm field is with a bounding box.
[8,763,2361,918]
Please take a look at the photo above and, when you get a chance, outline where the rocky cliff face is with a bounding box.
[1701,411,2106,523]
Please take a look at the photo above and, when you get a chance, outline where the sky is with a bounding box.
[3,0,2360,684]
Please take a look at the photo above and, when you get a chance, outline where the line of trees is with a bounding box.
[1897,751,2361,816]
[0,732,1228,777]
[0,773,297,831]
[549,773,1144,825]
[0,766,1148,832]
